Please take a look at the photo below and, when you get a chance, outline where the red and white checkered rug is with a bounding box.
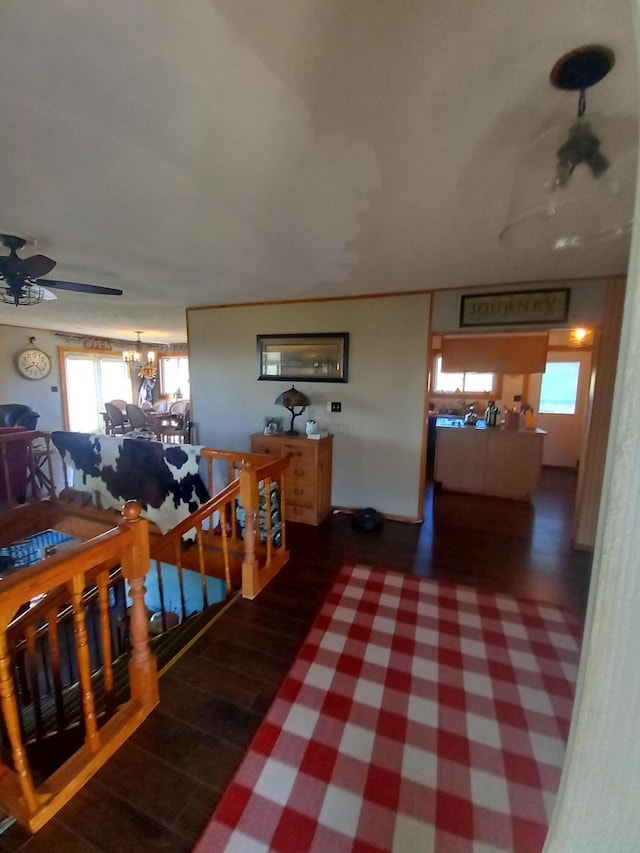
[195,564,582,852]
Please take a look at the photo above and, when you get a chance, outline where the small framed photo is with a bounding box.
[263,416,283,435]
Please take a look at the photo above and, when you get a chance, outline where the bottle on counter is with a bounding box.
[484,401,499,427]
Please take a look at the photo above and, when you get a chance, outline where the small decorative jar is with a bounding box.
[305,419,318,436]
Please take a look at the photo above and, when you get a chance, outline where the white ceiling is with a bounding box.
[0,0,637,344]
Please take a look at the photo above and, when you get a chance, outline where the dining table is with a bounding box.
[142,411,172,440]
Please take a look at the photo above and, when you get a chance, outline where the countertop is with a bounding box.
[434,417,546,434]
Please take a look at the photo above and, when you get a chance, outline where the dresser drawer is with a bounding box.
[249,433,333,526]
[285,504,317,524]
[282,443,315,479]
[285,480,315,508]
[251,437,281,456]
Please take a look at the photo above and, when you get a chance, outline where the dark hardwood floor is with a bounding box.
[0,467,592,852]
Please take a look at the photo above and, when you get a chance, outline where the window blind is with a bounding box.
[441,332,549,374]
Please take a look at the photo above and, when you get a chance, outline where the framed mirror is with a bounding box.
[257,333,349,383]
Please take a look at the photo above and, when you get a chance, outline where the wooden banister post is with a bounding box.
[68,573,101,752]
[44,435,56,500]
[239,461,260,598]
[96,569,115,713]
[118,502,159,710]
[0,613,38,814]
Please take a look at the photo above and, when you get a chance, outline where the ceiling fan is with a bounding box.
[0,234,123,306]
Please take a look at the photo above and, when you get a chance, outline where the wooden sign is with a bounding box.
[460,288,570,327]
[83,338,113,350]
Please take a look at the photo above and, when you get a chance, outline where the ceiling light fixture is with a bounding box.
[0,282,45,306]
[500,45,638,250]
[569,327,593,347]
[123,331,155,366]
[0,235,46,305]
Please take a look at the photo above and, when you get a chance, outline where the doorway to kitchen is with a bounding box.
[61,349,133,433]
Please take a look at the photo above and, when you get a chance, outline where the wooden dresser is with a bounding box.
[250,433,333,525]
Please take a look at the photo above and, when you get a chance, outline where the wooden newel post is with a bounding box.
[239,461,260,599]
[119,501,159,710]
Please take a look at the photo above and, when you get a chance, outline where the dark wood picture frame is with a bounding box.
[459,288,571,328]
[257,333,349,383]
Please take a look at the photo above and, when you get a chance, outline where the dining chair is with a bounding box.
[125,404,159,439]
[108,399,128,412]
[125,404,148,429]
[104,402,131,435]
[169,399,190,417]
[159,401,191,444]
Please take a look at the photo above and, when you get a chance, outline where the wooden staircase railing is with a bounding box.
[0,438,292,832]
[5,561,127,750]
[151,449,290,601]
[0,502,158,834]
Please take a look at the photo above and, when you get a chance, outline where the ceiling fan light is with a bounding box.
[0,283,44,306]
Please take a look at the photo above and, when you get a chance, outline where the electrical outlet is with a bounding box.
[330,401,342,413]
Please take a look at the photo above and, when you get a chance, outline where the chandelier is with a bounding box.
[123,331,155,366]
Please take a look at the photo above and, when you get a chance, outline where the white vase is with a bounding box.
[305,419,317,436]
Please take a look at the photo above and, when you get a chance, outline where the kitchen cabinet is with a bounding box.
[434,424,546,499]
[250,433,333,525]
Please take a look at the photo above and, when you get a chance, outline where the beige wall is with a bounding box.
[0,324,65,431]
[187,294,431,519]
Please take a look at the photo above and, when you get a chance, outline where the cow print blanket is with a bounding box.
[52,432,210,533]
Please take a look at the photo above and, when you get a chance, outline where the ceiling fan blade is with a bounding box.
[42,279,123,296]
[21,254,56,279]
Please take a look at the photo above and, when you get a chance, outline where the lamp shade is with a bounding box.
[274,386,310,409]
[275,386,311,434]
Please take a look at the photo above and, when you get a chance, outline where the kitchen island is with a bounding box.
[434,419,547,499]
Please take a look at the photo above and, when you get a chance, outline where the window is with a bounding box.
[432,355,496,395]
[539,362,580,414]
[158,354,190,399]
[64,352,132,432]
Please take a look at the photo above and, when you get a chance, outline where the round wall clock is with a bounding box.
[16,348,52,380]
